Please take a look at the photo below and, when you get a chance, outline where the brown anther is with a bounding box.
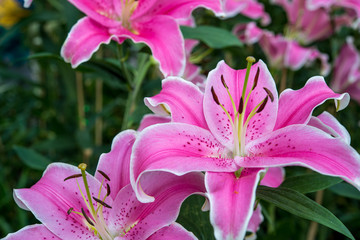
[67,207,74,215]
[257,96,269,113]
[93,197,112,209]
[221,75,228,89]
[106,183,111,197]
[97,170,111,181]
[252,67,260,90]
[238,97,244,114]
[81,208,94,226]
[263,87,274,102]
[211,87,220,105]
[64,174,82,182]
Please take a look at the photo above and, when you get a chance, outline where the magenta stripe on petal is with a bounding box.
[130,122,238,202]
[244,125,360,190]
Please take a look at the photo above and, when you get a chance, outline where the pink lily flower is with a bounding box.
[4,130,205,240]
[272,0,333,44]
[221,0,271,25]
[234,22,330,75]
[130,59,359,239]
[60,0,222,77]
[306,0,360,19]
[331,37,360,104]
[144,77,285,239]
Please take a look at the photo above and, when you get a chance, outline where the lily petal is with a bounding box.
[130,123,238,202]
[138,114,171,132]
[13,163,110,240]
[66,0,120,27]
[4,224,60,240]
[61,17,118,68]
[261,167,285,188]
[148,223,197,240]
[205,169,264,240]
[331,37,360,92]
[307,0,360,18]
[283,41,314,70]
[247,205,263,236]
[204,60,278,149]
[144,77,207,129]
[95,130,136,199]
[308,111,351,144]
[132,0,222,21]
[274,76,350,130]
[240,1,271,25]
[111,15,185,77]
[109,172,205,238]
[243,125,360,190]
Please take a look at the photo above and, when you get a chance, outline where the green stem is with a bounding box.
[306,190,324,240]
[117,44,133,87]
[280,68,287,92]
[76,72,85,130]
[95,79,103,146]
[121,54,152,130]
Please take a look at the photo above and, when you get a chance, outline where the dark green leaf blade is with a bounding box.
[257,186,354,240]
[181,26,242,49]
[329,182,360,200]
[280,173,343,194]
[13,146,52,171]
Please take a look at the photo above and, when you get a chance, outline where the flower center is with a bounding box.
[210,57,274,176]
[120,0,139,31]
[64,164,115,240]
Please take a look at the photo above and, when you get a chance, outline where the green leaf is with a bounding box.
[181,26,242,49]
[329,182,360,200]
[26,52,63,61]
[177,195,215,240]
[257,186,355,240]
[13,146,52,171]
[280,173,342,194]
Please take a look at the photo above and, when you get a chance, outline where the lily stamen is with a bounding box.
[97,170,111,181]
[81,208,95,226]
[93,197,112,209]
[64,164,114,240]
[63,173,82,181]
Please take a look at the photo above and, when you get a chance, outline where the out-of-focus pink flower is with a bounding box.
[331,37,360,104]
[221,0,271,25]
[272,0,333,44]
[131,59,357,239]
[234,22,330,75]
[4,130,205,240]
[306,0,360,30]
[61,0,222,77]
[307,0,360,18]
